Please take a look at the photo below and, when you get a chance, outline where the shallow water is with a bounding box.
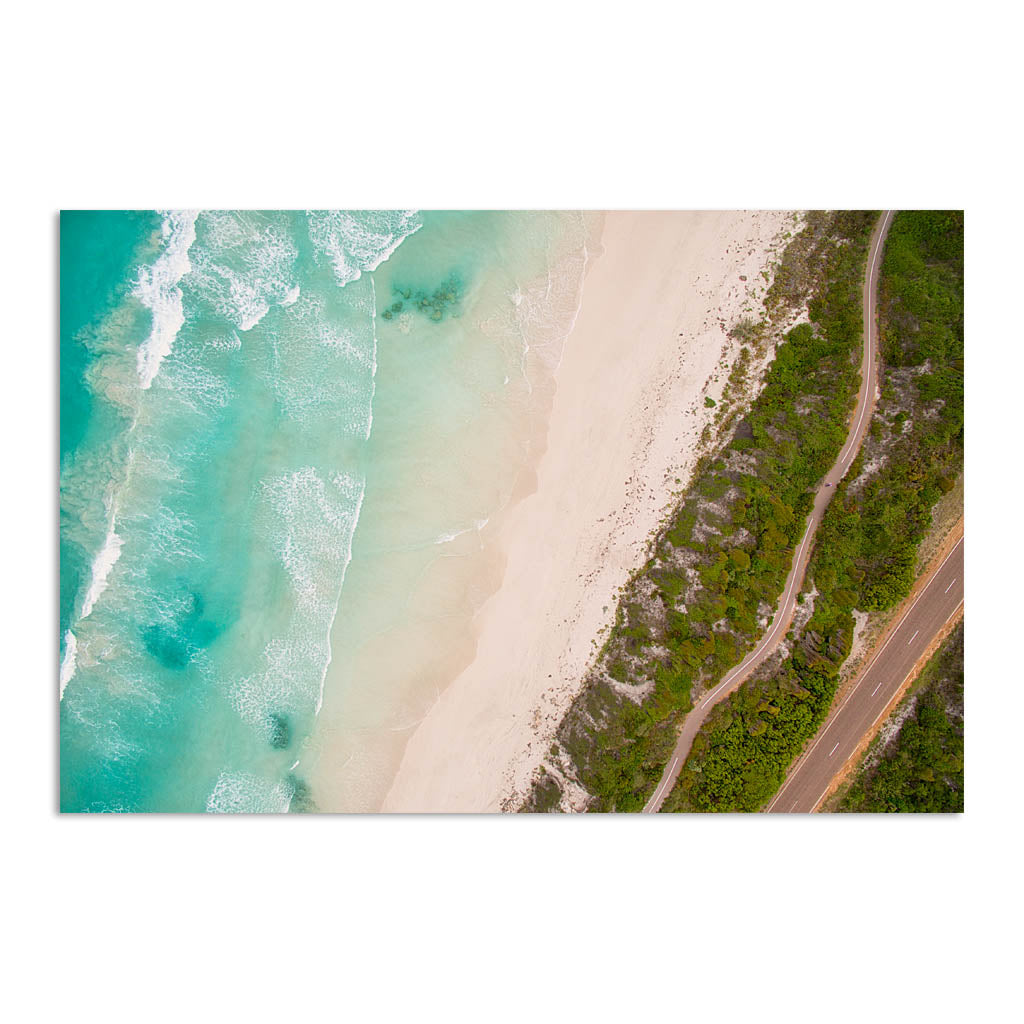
[59,209,596,812]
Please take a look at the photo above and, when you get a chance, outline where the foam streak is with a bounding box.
[79,523,124,620]
[135,210,199,389]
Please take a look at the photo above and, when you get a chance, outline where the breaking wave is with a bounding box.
[135,211,198,389]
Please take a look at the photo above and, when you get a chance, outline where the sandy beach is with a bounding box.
[381,210,796,811]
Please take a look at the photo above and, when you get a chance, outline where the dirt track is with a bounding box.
[643,210,895,814]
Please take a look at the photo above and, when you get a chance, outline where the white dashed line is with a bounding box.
[944,578,956,594]
[808,598,964,812]
[907,629,919,645]
[765,535,962,813]
[652,212,904,816]
[828,742,840,757]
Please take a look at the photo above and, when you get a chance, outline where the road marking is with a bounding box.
[870,678,885,697]
[837,210,892,464]
[907,629,919,644]
[863,603,964,738]
[807,599,964,812]
[790,800,800,812]
[766,535,963,812]
[944,578,956,594]
[828,742,840,757]
[655,212,899,816]
[644,756,680,812]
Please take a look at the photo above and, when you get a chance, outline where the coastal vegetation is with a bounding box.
[660,211,964,812]
[521,211,879,811]
[832,621,963,812]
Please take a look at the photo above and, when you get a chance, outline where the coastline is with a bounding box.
[305,212,599,812]
[381,210,796,812]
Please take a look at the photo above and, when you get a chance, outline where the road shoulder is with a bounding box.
[775,516,964,811]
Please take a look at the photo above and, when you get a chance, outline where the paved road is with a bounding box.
[644,210,895,813]
[766,536,964,813]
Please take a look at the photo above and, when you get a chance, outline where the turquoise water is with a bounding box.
[60,211,161,661]
[59,210,594,812]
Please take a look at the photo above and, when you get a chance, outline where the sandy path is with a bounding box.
[644,210,894,812]
[643,211,893,812]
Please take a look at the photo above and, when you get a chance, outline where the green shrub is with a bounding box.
[665,211,963,812]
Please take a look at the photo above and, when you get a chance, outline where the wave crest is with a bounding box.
[189,212,299,331]
[306,210,422,287]
[135,211,199,389]
[206,770,292,813]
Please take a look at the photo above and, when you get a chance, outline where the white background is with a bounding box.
[4,2,1020,1021]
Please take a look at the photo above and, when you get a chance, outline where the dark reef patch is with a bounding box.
[141,588,222,670]
[287,774,316,813]
[381,273,462,323]
[268,712,292,750]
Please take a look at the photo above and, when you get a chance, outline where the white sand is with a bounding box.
[381,210,796,812]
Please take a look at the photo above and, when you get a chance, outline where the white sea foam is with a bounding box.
[317,472,367,714]
[264,467,364,613]
[233,468,367,729]
[158,356,232,412]
[481,212,594,397]
[264,352,372,432]
[266,288,376,433]
[206,771,292,813]
[63,694,143,768]
[288,291,375,368]
[434,517,490,545]
[367,278,379,441]
[135,210,199,389]
[306,210,422,287]
[59,630,78,698]
[80,524,124,619]
[145,503,201,567]
[204,330,242,353]
[190,212,299,331]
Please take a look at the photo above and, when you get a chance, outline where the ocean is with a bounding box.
[59,210,597,812]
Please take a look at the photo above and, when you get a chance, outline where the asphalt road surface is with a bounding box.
[766,536,963,813]
[643,210,895,814]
